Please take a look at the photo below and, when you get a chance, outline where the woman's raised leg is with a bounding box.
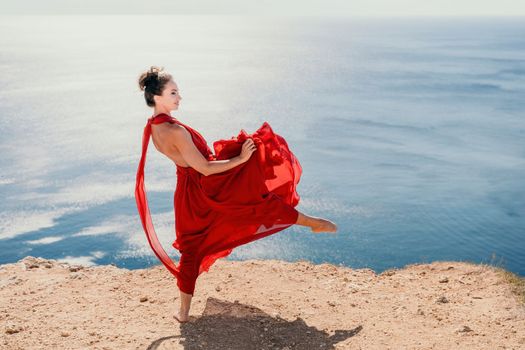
[295,211,338,233]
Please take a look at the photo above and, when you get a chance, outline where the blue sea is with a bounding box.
[0,15,523,277]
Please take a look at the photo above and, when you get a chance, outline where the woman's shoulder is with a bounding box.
[150,120,185,142]
[157,122,193,143]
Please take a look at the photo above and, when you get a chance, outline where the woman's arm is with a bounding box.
[168,125,255,176]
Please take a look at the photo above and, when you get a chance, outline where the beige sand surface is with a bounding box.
[1,256,524,349]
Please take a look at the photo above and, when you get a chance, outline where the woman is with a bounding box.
[135,66,337,323]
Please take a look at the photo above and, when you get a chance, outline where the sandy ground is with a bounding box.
[1,256,524,350]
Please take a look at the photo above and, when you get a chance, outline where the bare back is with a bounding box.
[150,123,190,168]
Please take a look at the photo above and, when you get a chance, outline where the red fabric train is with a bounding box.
[135,113,302,295]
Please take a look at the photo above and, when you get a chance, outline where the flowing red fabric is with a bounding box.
[135,113,302,295]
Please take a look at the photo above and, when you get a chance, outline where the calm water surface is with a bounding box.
[0,15,523,276]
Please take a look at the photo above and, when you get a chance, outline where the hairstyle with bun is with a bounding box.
[138,66,173,107]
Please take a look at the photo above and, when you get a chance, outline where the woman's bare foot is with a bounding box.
[174,310,190,323]
[175,290,193,323]
[296,211,338,234]
[310,217,338,233]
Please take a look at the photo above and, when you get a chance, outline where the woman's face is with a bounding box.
[154,79,182,111]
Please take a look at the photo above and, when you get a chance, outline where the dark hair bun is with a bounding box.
[138,66,164,92]
[137,66,173,107]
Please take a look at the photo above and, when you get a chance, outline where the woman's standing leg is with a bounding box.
[175,290,193,323]
[174,252,198,323]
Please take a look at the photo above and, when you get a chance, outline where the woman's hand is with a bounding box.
[239,138,257,162]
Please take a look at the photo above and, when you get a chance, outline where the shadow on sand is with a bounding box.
[146,297,361,349]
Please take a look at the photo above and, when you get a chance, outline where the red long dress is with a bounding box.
[135,113,302,295]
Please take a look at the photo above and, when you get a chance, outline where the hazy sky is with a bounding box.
[1,0,524,16]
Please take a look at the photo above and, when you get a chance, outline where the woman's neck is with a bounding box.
[153,108,171,117]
